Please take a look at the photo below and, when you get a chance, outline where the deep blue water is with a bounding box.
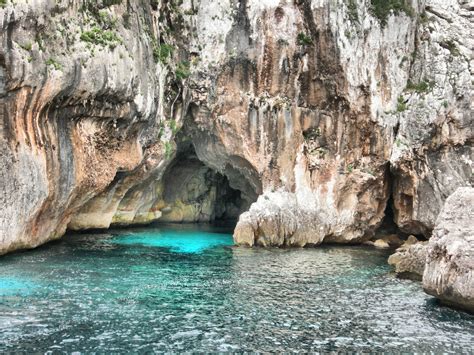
[0,224,473,353]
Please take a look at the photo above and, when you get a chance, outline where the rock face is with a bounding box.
[388,235,428,279]
[390,1,473,236]
[229,0,473,246]
[423,187,474,312]
[0,0,473,254]
[0,0,179,254]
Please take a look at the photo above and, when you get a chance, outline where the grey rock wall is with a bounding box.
[423,187,474,312]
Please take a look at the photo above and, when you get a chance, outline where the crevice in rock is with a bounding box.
[375,196,405,237]
[375,168,427,242]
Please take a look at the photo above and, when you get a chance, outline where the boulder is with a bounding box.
[388,236,428,280]
[381,234,404,248]
[422,187,474,312]
[374,239,391,249]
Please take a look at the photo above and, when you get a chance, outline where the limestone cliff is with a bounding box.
[0,0,177,253]
[423,187,474,313]
[0,0,472,254]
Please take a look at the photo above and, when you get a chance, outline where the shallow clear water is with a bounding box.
[1,224,473,353]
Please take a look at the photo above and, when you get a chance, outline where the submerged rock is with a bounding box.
[422,188,474,313]
[368,234,405,249]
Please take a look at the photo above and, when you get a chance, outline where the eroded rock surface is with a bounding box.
[231,0,472,246]
[0,0,473,254]
[423,187,474,312]
[0,0,177,253]
[388,235,428,279]
[390,0,473,236]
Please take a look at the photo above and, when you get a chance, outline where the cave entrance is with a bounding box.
[375,195,427,243]
[157,144,252,226]
[376,196,400,236]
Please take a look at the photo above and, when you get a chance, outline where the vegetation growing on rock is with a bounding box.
[405,79,435,94]
[153,43,174,63]
[346,0,359,23]
[297,32,312,46]
[175,61,190,80]
[80,27,122,48]
[46,58,62,70]
[369,0,413,26]
[396,96,407,112]
[440,39,460,56]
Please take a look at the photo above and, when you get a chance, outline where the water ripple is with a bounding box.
[0,225,472,352]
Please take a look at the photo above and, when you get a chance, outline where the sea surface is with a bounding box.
[1,224,473,353]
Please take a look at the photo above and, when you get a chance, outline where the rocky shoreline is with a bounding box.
[0,1,472,311]
[388,188,473,312]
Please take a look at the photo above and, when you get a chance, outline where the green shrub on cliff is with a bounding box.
[405,79,435,94]
[396,96,407,112]
[0,0,7,8]
[303,128,321,141]
[153,43,173,64]
[169,120,179,134]
[80,27,122,48]
[164,142,173,159]
[46,58,62,71]
[102,0,122,6]
[297,32,312,46]
[175,61,190,80]
[97,10,118,29]
[440,39,460,57]
[370,0,413,27]
[346,0,359,23]
[20,42,32,51]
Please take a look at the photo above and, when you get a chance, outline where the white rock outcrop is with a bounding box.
[423,187,474,312]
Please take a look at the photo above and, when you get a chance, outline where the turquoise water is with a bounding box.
[0,277,34,296]
[113,228,232,253]
[0,224,473,352]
